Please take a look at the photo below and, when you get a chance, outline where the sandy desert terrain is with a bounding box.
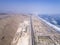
[0,14,60,45]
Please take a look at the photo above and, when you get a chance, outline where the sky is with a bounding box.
[0,0,60,14]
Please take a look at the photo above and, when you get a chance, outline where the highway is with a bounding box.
[0,15,60,45]
[29,15,35,45]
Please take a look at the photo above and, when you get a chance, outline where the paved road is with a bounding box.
[0,15,60,45]
[30,15,35,45]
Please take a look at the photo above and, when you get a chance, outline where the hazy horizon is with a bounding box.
[0,0,60,14]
